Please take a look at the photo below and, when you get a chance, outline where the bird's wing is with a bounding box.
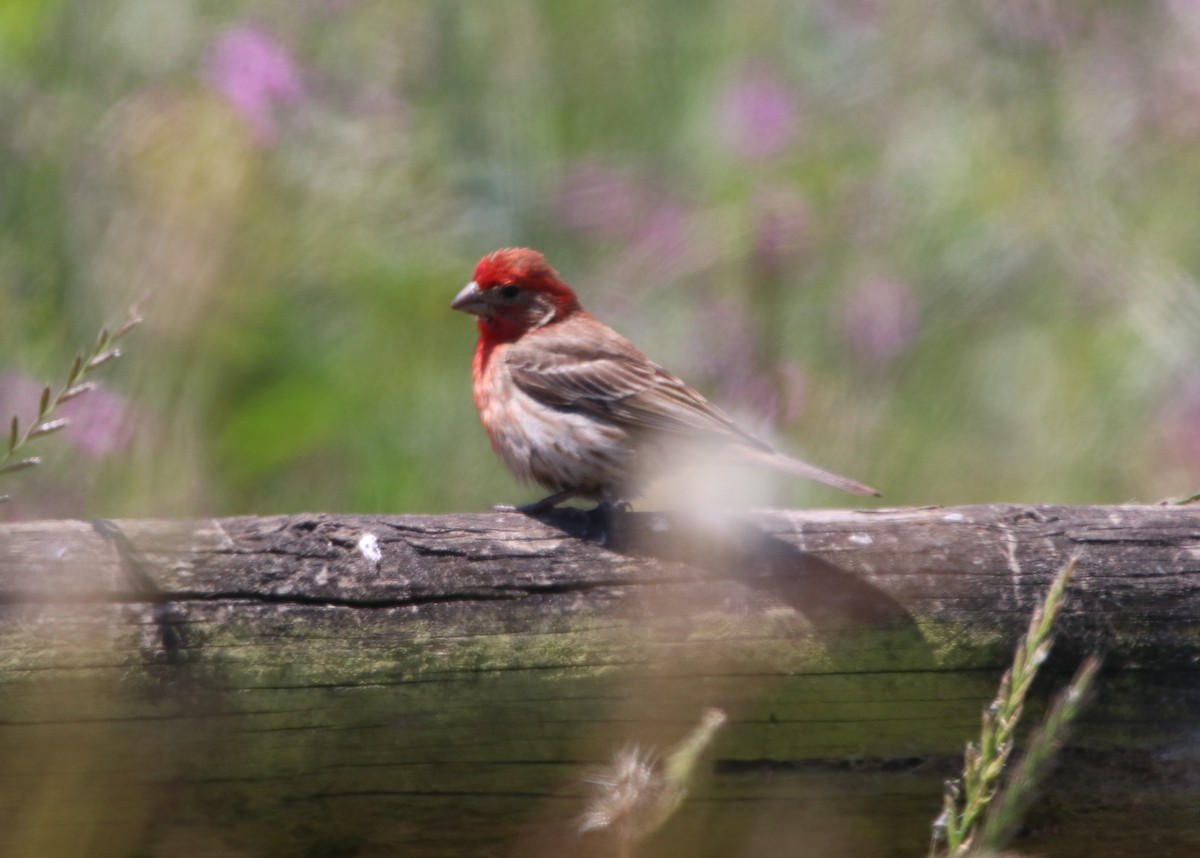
[505,314,881,497]
[505,317,762,447]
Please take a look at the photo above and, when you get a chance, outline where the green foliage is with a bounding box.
[0,308,141,503]
[2,2,1198,517]
[929,558,1100,858]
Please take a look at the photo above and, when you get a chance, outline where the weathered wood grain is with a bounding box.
[0,504,1198,857]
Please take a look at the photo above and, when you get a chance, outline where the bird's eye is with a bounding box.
[498,284,520,300]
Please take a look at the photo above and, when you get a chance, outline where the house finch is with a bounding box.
[452,247,879,512]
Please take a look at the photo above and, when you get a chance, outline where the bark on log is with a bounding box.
[1,503,1199,857]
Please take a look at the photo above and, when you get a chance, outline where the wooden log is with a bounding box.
[0,504,1198,857]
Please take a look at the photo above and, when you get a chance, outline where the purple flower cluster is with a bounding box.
[1157,373,1200,470]
[0,373,135,459]
[839,275,920,368]
[201,26,303,145]
[552,162,693,269]
[714,65,801,161]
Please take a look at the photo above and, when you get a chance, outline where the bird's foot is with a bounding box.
[509,488,588,516]
[590,499,631,515]
[499,491,632,545]
[578,498,633,544]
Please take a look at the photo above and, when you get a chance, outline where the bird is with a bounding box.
[452,247,879,513]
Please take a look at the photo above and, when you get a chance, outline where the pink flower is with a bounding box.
[633,202,690,266]
[977,0,1081,48]
[553,163,642,238]
[60,387,136,458]
[839,275,920,367]
[552,163,701,276]
[714,65,801,161]
[752,186,814,273]
[202,26,303,145]
[0,373,134,460]
[1157,375,1200,468]
[694,298,791,429]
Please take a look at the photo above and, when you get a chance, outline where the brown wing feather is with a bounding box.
[505,313,765,448]
[505,312,881,497]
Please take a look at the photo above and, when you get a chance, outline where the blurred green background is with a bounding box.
[2,0,1198,518]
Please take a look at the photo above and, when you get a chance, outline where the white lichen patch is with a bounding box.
[357,533,382,567]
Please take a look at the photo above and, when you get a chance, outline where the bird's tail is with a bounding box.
[740,447,881,497]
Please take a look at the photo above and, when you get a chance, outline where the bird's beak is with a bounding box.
[451,281,490,316]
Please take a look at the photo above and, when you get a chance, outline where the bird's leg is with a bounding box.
[575,494,632,544]
[497,487,588,515]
